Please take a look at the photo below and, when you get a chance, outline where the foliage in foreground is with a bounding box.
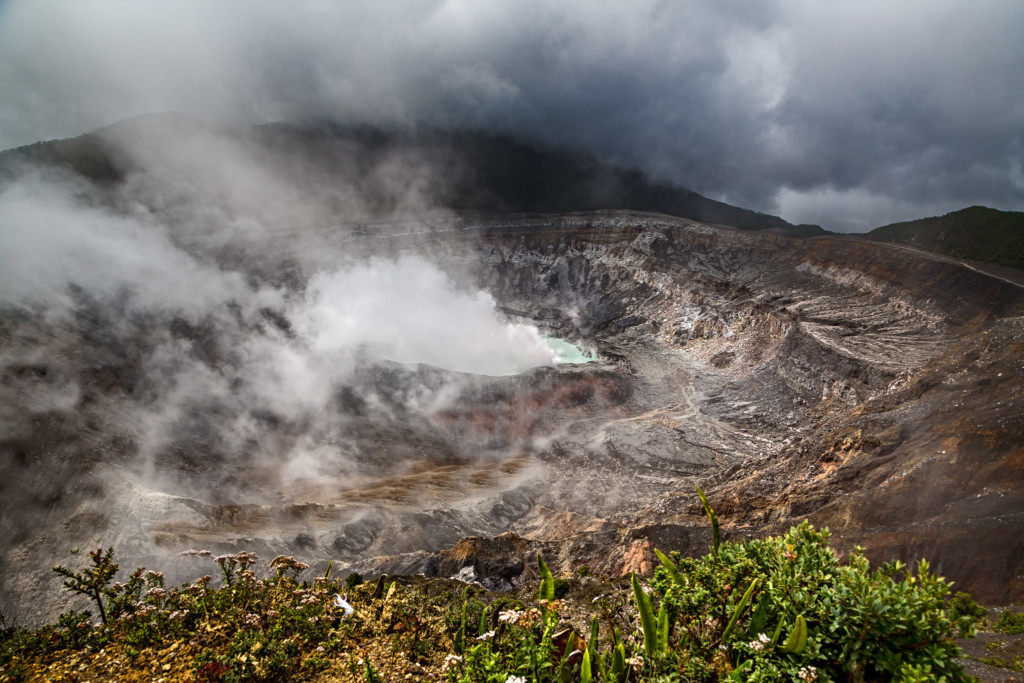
[444,520,974,683]
[0,496,977,682]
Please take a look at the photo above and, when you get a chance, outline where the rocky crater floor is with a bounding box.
[2,210,1023,625]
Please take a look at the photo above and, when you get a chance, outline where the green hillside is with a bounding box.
[867,206,1024,271]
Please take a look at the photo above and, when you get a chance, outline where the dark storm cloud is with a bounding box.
[1,0,1022,231]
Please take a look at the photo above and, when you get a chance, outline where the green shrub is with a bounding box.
[649,521,973,682]
[994,610,1024,635]
[345,571,364,590]
[45,610,108,651]
[948,591,987,623]
[552,577,572,600]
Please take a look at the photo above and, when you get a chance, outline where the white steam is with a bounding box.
[299,257,557,376]
[0,165,560,376]
[0,165,564,487]
[0,175,278,317]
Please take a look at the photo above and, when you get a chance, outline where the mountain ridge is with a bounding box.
[0,113,827,237]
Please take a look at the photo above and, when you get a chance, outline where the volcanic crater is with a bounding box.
[3,205,1022,625]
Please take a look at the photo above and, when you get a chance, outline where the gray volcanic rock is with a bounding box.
[2,210,1022,625]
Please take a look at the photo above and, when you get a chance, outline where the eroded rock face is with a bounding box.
[2,211,1022,624]
[334,213,1022,602]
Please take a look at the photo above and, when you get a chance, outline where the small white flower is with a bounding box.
[476,630,496,641]
[627,655,644,668]
[505,676,526,683]
[798,666,818,682]
[442,654,463,671]
[748,632,771,652]
[498,609,519,623]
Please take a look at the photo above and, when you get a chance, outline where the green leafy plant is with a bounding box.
[51,548,119,625]
[778,614,807,654]
[453,601,467,654]
[632,572,661,660]
[694,485,721,555]
[538,553,555,602]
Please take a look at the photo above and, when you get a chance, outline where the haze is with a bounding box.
[1,0,1022,232]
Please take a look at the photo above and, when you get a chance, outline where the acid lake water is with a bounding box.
[545,337,596,364]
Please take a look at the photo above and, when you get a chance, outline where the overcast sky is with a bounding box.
[1,0,1022,232]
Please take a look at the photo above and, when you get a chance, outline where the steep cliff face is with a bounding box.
[2,211,1021,625]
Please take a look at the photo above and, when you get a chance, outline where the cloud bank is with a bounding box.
[1,0,1022,230]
